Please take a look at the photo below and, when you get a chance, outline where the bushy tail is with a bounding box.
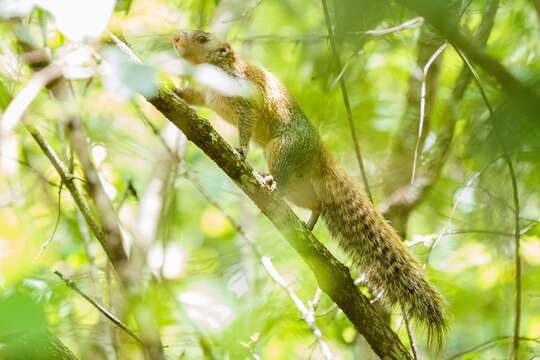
[313,153,448,351]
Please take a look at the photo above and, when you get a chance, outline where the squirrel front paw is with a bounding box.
[253,171,277,192]
[262,174,277,192]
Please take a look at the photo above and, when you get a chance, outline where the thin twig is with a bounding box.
[407,228,516,250]
[54,271,144,346]
[446,336,540,360]
[185,171,335,355]
[33,182,64,262]
[315,304,338,317]
[262,257,333,360]
[1,63,62,134]
[320,0,373,202]
[310,288,323,312]
[0,154,59,187]
[446,229,514,237]
[410,43,447,184]
[453,47,522,360]
[425,171,481,266]
[23,123,107,247]
[238,17,424,44]
[403,314,419,360]
[363,17,424,36]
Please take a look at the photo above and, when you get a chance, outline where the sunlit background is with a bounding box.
[0,0,539,359]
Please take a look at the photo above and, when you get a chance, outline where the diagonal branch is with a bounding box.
[23,122,113,261]
[110,34,412,360]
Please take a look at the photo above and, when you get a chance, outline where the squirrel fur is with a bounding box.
[173,30,448,350]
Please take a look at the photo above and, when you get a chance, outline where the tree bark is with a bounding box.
[108,33,414,358]
[145,86,412,359]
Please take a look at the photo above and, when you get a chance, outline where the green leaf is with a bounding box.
[115,0,134,13]
[0,78,13,111]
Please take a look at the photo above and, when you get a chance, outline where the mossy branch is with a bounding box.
[110,34,413,360]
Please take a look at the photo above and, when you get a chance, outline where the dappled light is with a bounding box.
[0,0,539,359]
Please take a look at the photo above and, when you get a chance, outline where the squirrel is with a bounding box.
[173,30,448,350]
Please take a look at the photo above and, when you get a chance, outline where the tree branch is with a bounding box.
[110,34,412,360]
[66,117,131,284]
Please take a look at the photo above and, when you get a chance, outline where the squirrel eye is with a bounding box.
[196,35,208,44]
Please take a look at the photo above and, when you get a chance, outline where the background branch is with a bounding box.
[381,0,501,235]
[395,0,540,112]
[8,27,166,360]
[455,46,522,360]
[383,24,446,236]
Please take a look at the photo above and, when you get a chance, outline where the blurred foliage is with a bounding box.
[0,0,539,359]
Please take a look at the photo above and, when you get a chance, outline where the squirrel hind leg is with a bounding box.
[265,136,322,216]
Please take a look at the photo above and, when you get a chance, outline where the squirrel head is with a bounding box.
[173,30,234,68]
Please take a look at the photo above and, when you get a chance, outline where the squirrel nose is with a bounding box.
[173,34,184,46]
